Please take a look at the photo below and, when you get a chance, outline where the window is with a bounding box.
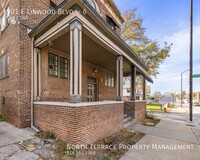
[88,0,100,13]
[88,0,96,9]
[106,15,118,31]
[105,73,115,87]
[49,0,57,10]
[0,53,9,79]
[0,6,10,33]
[48,53,58,76]
[60,57,68,79]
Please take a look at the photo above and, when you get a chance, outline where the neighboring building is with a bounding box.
[0,0,153,144]
[193,92,200,102]
[123,83,151,100]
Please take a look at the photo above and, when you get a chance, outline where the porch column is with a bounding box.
[33,48,41,101]
[116,55,123,101]
[143,75,146,100]
[69,20,82,103]
[130,65,136,101]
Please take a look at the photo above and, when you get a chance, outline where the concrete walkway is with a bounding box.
[120,105,200,160]
[0,122,35,147]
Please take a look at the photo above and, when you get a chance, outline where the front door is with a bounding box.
[87,77,97,102]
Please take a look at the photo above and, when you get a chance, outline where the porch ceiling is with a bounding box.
[50,32,130,72]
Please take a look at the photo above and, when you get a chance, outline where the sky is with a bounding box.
[114,0,200,94]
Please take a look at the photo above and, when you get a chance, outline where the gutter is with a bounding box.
[31,37,40,132]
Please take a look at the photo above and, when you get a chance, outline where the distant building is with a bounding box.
[193,92,200,102]
[123,83,151,100]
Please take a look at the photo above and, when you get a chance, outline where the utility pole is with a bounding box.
[181,70,189,107]
[189,0,193,122]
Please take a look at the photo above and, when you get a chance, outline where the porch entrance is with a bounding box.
[87,77,98,102]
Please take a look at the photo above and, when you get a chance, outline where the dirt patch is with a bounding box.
[54,129,144,160]
[142,114,161,127]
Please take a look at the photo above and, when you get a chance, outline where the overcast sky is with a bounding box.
[115,0,200,94]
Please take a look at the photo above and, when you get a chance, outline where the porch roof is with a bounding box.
[28,0,153,83]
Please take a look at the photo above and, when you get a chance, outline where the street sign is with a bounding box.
[192,74,200,78]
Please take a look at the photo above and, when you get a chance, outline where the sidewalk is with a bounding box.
[120,115,200,160]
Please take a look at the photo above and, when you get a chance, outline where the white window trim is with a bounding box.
[88,0,100,13]
[0,6,10,33]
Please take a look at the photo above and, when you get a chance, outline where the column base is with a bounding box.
[116,96,122,101]
[70,95,82,103]
[34,96,41,101]
[130,97,136,101]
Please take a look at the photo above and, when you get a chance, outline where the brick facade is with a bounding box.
[124,101,147,123]
[34,102,123,144]
[40,47,117,102]
[0,0,122,127]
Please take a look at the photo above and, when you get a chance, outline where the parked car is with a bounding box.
[193,102,200,106]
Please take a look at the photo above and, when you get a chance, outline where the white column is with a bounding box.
[116,55,123,101]
[33,48,41,100]
[70,20,82,103]
[143,75,146,100]
[131,65,136,101]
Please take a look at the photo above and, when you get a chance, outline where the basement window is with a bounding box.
[0,53,9,79]
[105,73,115,87]
[48,53,58,77]
[60,57,68,79]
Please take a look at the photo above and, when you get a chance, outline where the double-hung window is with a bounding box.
[48,53,58,77]
[0,6,10,33]
[60,57,68,79]
[48,53,69,79]
[105,73,115,87]
[0,53,9,79]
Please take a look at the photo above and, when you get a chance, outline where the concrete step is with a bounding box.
[123,119,135,128]
[123,116,132,123]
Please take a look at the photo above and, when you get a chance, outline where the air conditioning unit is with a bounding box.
[0,96,5,104]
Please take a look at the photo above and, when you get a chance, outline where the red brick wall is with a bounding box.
[34,102,124,144]
[95,0,121,35]
[40,47,117,102]
[0,0,21,127]
[0,0,122,128]
[124,101,147,123]
[134,101,147,123]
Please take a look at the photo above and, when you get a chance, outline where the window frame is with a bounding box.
[106,15,117,31]
[49,0,57,10]
[0,53,9,79]
[105,73,115,88]
[48,53,58,77]
[60,56,69,79]
[0,6,10,34]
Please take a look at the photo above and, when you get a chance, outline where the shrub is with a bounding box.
[0,114,5,122]
[35,131,56,139]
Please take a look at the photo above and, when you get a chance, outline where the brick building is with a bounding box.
[0,0,153,144]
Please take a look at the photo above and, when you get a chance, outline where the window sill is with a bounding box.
[0,75,9,80]
[0,24,10,36]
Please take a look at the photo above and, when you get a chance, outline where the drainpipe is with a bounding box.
[31,37,40,132]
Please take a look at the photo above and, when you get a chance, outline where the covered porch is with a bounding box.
[29,0,152,144]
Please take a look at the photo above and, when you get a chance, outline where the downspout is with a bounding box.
[31,37,40,132]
